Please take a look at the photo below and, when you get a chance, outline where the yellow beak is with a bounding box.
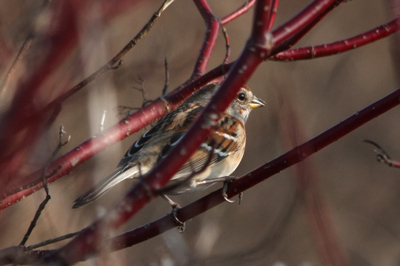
[249,96,265,109]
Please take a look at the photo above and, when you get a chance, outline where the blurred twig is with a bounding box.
[0,34,33,101]
[0,0,51,100]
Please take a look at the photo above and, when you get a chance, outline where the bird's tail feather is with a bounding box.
[72,167,138,208]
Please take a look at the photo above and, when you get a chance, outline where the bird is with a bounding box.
[73,83,265,209]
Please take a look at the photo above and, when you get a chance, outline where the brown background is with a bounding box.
[0,0,399,265]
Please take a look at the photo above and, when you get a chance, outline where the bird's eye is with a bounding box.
[237,92,246,101]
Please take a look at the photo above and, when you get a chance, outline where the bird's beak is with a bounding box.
[249,96,265,109]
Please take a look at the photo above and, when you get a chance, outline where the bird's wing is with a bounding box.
[117,120,164,168]
[117,84,218,169]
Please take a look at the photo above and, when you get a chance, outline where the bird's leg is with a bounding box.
[161,194,185,232]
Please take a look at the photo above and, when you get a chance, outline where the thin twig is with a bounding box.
[58,0,175,100]
[220,22,231,64]
[162,57,169,96]
[116,79,150,117]
[266,0,279,31]
[0,34,34,100]
[19,126,71,246]
[221,0,256,25]
[0,0,51,100]
[26,231,82,251]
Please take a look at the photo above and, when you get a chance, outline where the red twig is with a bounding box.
[192,0,258,79]
[272,18,400,61]
[191,0,220,79]
[266,0,279,31]
[220,24,231,64]
[221,0,256,25]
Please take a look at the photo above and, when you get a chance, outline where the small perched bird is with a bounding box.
[73,83,265,209]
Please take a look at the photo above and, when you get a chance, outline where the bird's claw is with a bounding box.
[171,205,185,232]
[222,182,235,203]
[222,178,243,205]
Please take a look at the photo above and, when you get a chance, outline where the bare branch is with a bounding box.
[272,19,400,61]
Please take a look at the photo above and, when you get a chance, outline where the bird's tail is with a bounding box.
[72,167,138,208]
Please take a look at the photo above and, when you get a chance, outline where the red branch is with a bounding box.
[271,0,342,55]
[191,0,220,78]
[272,18,400,61]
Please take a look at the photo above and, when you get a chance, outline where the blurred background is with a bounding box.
[0,0,399,265]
